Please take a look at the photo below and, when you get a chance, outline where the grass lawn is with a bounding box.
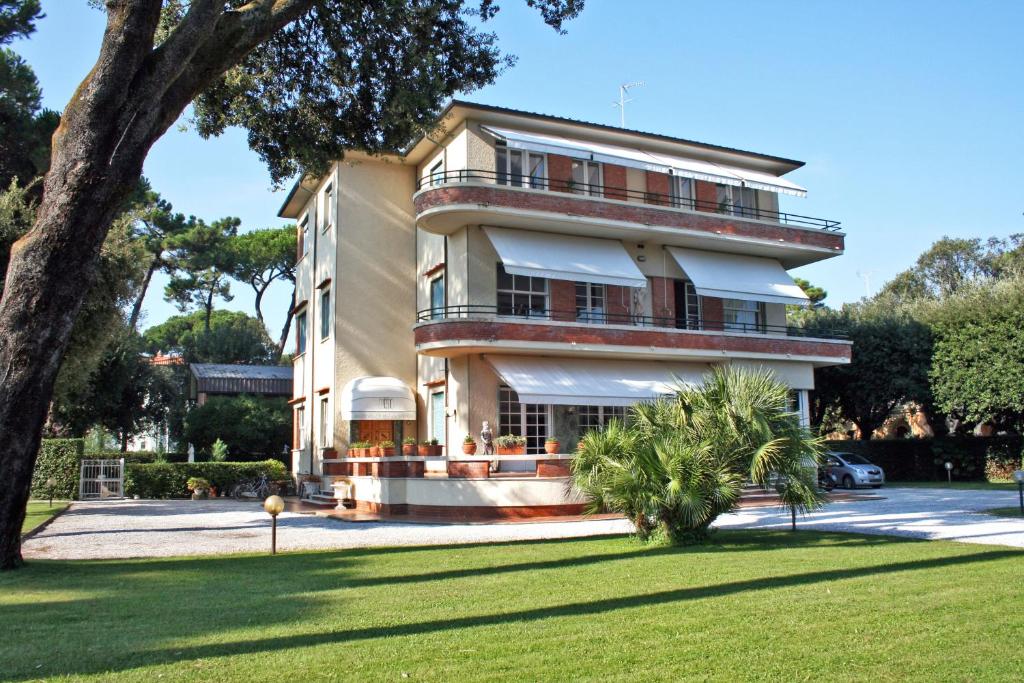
[3,531,1024,681]
[892,480,1018,491]
[984,507,1024,518]
[21,501,69,535]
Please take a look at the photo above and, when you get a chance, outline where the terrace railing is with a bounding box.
[415,168,842,232]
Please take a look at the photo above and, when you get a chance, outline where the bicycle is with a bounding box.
[231,473,272,501]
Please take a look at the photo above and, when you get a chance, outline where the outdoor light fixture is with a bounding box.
[944,461,953,484]
[1013,470,1024,516]
[263,495,285,555]
[45,477,56,507]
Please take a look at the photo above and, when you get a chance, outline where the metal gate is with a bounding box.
[79,459,125,500]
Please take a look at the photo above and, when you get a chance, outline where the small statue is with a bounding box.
[480,421,494,456]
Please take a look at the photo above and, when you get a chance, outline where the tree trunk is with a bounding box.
[203,286,215,332]
[276,287,296,362]
[120,430,129,453]
[128,256,160,330]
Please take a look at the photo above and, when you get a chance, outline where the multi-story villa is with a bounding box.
[279,101,850,517]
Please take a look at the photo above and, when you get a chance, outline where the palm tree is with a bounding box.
[571,366,824,544]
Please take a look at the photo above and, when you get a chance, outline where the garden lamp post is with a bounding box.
[1013,470,1024,516]
[45,477,56,507]
[944,461,953,484]
[263,495,285,555]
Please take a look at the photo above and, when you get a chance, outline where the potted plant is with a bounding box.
[187,477,211,500]
[462,435,477,455]
[369,442,382,457]
[380,439,396,457]
[430,437,443,456]
[402,437,417,456]
[418,440,432,457]
[544,436,560,455]
[495,434,527,455]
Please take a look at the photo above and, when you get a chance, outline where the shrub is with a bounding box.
[31,439,85,499]
[210,438,229,462]
[495,434,526,448]
[124,460,288,499]
[183,394,290,457]
[83,450,189,464]
[824,435,1024,482]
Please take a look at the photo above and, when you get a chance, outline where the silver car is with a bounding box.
[825,452,885,489]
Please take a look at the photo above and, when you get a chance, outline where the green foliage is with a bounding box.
[163,217,240,329]
[0,0,41,44]
[30,439,84,500]
[495,434,527,448]
[926,275,1024,431]
[185,477,211,492]
[183,395,290,458]
[124,460,287,499]
[143,309,277,365]
[226,227,296,322]
[210,438,229,463]
[825,435,1023,482]
[85,450,189,464]
[573,367,823,544]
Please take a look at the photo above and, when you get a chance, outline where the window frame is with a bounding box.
[295,309,308,355]
[319,397,331,448]
[429,274,445,320]
[577,405,626,436]
[321,182,335,232]
[715,184,759,218]
[575,281,606,324]
[496,263,548,319]
[299,214,310,259]
[319,288,331,340]
[428,159,444,187]
[670,175,695,210]
[674,280,702,330]
[496,142,547,189]
[722,298,765,333]
[295,405,307,449]
[570,159,603,196]
[498,385,550,455]
[430,390,446,446]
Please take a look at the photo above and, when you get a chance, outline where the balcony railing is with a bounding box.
[416,304,848,340]
[415,169,842,232]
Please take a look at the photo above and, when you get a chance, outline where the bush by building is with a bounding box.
[124,460,288,499]
[31,439,85,499]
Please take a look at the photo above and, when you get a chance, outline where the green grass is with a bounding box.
[983,506,1024,518]
[892,480,1018,491]
[2,531,1023,681]
[21,501,68,535]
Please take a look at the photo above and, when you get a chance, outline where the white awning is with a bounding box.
[340,376,416,421]
[483,226,647,288]
[480,125,801,194]
[484,355,708,406]
[666,247,809,306]
[731,361,815,390]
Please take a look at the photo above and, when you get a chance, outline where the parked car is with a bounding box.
[824,452,885,489]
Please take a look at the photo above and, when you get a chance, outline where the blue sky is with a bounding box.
[12,1,1024,344]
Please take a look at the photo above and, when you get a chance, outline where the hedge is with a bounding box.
[31,438,85,499]
[124,460,289,499]
[824,435,1023,482]
[85,450,189,463]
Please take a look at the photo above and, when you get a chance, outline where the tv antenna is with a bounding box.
[856,270,877,298]
[613,81,645,128]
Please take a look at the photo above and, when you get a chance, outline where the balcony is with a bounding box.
[413,170,845,268]
[414,305,852,365]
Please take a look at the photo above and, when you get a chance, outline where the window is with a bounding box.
[496,142,546,189]
[295,406,306,449]
[722,299,764,333]
[497,264,548,318]
[788,390,808,427]
[428,159,444,186]
[715,184,758,218]
[320,289,331,340]
[577,405,626,436]
[429,275,445,320]
[673,280,701,330]
[670,176,695,209]
[296,310,307,354]
[571,159,602,196]
[320,397,331,448]
[498,386,549,454]
[322,183,334,231]
[430,390,446,446]
[575,282,606,323]
[299,215,310,258]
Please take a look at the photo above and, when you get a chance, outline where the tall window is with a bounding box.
[320,289,331,339]
[577,405,626,435]
[496,142,546,189]
[295,405,306,448]
[299,215,309,258]
[722,299,764,333]
[715,184,758,218]
[429,275,445,320]
[575,282,606,323]
[428,159,444,186]
[430,390,446,446]
[571,159,602,196]
[296,310,307,354]
[498,386,548,454]
[322,183,334,231]
[673,280,701,330]
[497,264,547,318]
[320,397,331,448]
[670,176,695,209]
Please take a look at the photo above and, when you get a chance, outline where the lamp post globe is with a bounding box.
[264,495,286,554]
[944,461,953,483]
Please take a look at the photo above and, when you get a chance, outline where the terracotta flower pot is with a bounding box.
[463,443,477,455]
[347,448,357,457]
[369,446,381,457]
[496,446,526,456]
[382,447,396,457]
[417,445,431,456]
[544,441,560,455]
[402,444,416,456]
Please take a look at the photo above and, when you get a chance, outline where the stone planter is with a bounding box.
[191,490,209,500]
[496,446,526,456]
[544,441,560,455]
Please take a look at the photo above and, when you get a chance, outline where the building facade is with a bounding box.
[280,101,851,515]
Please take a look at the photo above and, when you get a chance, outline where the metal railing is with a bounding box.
[416,304,848,340]
[415,168,842,231]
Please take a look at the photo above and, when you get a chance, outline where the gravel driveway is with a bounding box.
[22,487,1024,560]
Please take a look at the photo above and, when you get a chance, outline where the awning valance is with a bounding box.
[483,226,647,288]
[666,247,809,306]
[480,126,805,196]
[730,361,815,390]
[340,376,416,421]
[484,355,708,406]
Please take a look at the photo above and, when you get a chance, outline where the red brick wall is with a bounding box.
[604,285,632,321]
[548,154,573,193]
[695,180,718,212]
[645,171,671,205]
[700,296,724,331]
[603,163,628,200]
[549,279,576,321]
[649,276,675,323]
[413,186,845,252]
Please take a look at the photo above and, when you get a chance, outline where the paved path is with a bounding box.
[22,487,1024,560]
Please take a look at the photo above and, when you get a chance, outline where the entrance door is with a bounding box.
[357,420,394,445]
[674,280,700,330]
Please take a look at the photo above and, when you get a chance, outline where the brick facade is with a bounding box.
[649,276,675,322]
[548,279,576,322]
[695,180,718,211]
[602,163,628,201]
[645,170,671,205]
[547,153,573,193]
[414,185,844,251]
[700,296,724,330]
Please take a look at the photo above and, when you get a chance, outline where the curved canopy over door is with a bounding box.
[340,376,416,421]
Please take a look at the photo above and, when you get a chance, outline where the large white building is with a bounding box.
[280,101,850,517]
